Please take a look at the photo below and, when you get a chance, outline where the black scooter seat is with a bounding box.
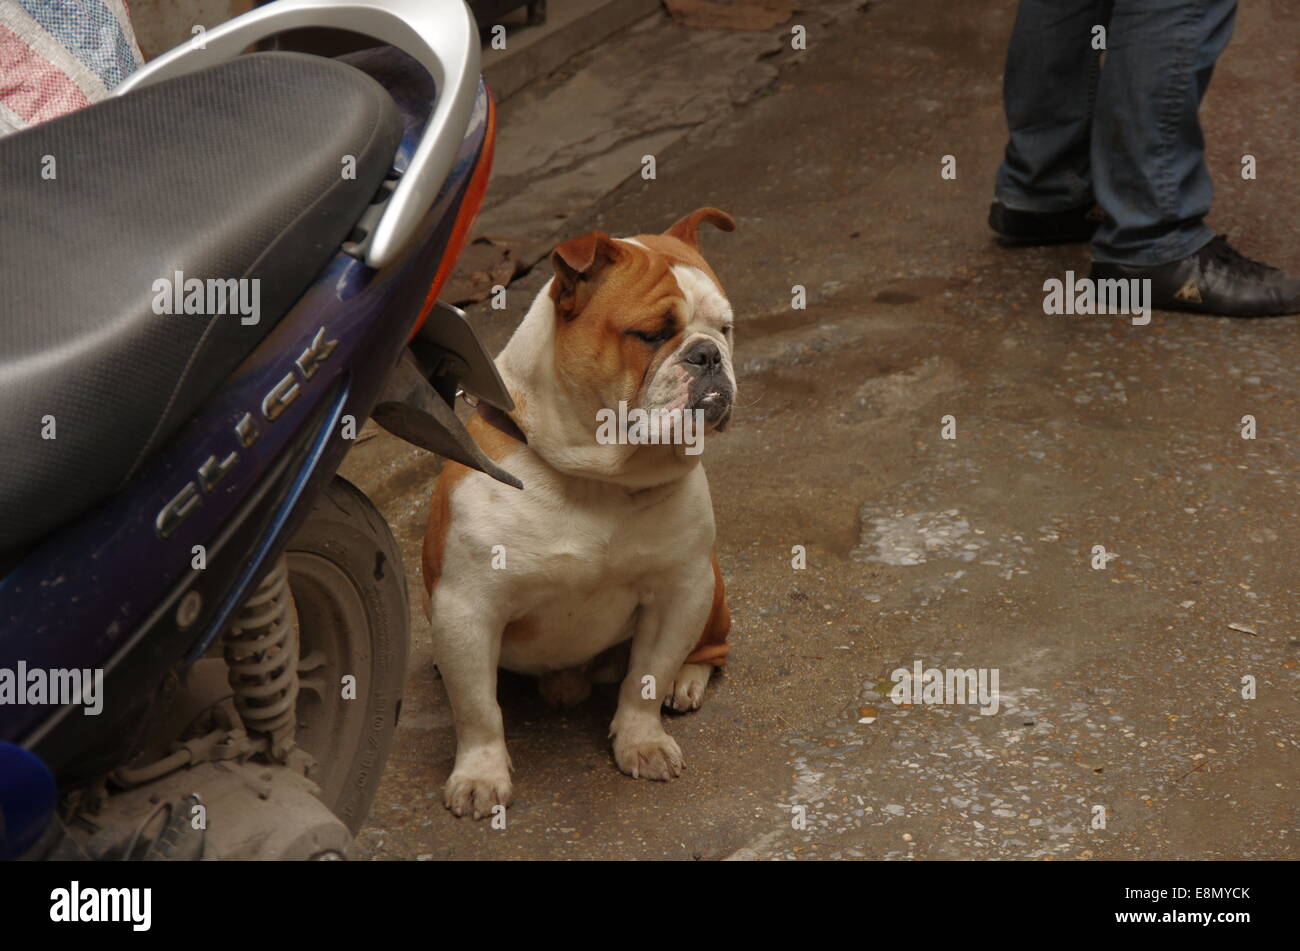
[0,52,401,557]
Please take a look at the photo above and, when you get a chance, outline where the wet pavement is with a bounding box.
[341,0,1298,859]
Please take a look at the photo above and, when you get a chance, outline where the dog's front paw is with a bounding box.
[444,750,513,819]
[665,662,712,712]
[612,722,683,781]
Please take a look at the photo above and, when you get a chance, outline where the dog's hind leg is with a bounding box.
[538,664,593,708]
[591,640,631,685]
[666,552,730,713]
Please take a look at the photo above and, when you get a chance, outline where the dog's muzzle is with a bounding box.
[682,338,734,426]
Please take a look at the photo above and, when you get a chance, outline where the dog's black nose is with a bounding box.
[683,338,723,370]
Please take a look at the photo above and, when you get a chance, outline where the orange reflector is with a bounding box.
[409,89,497,340]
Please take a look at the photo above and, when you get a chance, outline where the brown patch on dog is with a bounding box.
[548,230,622,321]
[420,462,469,620]
[550,237,687,404]
[421,405,526,619]
[665,207,735,248]
[629,206,734,293]
[685,552,731,666]
[626,233,728,296]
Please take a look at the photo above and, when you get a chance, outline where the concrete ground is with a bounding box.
[342,0,1298,860]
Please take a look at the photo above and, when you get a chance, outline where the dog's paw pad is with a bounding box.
[614,732,684,781]
[444,772,513,820]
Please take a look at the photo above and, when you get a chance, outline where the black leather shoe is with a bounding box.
[1090,236,1300,317]
[989,200,1104,245]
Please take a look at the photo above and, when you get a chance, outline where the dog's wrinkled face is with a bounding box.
[549,207,737,435]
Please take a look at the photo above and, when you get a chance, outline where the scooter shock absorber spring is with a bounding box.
[223,556,300,759]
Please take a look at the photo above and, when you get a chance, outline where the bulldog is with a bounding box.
[422,207,738,819]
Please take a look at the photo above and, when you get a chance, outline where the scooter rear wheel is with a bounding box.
[283,476,409,836]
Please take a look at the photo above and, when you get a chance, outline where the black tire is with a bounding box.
[284,476,409,835]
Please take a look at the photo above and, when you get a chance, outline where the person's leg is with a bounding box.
[995,0,1108,214]
[1089,0,1236,266]
[1089,0,1299,316]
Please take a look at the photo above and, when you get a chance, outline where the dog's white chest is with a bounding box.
[478,466,714,674]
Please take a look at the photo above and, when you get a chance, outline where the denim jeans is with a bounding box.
[994,0,1237,267]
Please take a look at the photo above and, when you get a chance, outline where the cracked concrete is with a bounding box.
[474,0,864,264]
[340,0,1298,860]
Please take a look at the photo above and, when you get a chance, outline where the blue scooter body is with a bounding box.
[0,47,494,857]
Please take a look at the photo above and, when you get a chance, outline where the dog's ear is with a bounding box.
[550,230,619,320]
[664,207,735,249]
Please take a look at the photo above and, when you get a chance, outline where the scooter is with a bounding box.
[0,0,518,860]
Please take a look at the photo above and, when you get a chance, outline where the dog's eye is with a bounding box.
[721,325,733,337]
[628,325,674,345]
